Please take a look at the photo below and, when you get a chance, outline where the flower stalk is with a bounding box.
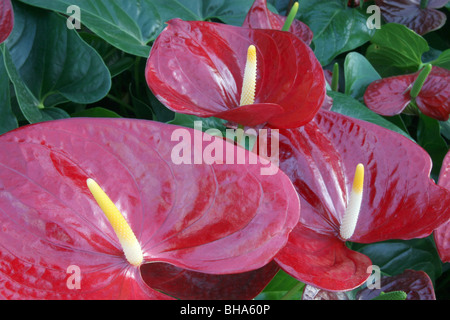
[282,2,299,31]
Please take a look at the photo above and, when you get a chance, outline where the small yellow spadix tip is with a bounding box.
[86,178,143,266]
[339,164,365,240]
[247,45,257,64]
[240,45,257,106]
[352,163,364,194]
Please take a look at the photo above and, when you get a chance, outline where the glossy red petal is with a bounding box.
[141,261,279,300]
[364,66,450,121]
[279,110,450,243]
[242,0,313,45]
[145,19,325,129]
[272,110,450,291]
[0,118,300,299]
[434,150,450,263]
[0,0,14,44]
[364,73,415,116]
[275,224,372,292]
[375,0,447,35]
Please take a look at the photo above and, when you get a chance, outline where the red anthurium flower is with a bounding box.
[272,110,450,291]
[375,0,448,35]
[434,150,450,263]
[0,0,14,44]
[0,118,300,299]
[145,19,325,129]
[242,0,313,45]
[364,66,450,121]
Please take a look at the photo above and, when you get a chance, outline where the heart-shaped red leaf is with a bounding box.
[145,19,325,129]
[273,110,450,291]
[364,66,450,121]
[0,0,13,44]
[434,150,450,263]
[0,118,300,299]
[242,0,313,45]
[375,0,447,35]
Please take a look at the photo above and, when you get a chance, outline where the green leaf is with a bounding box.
[440,118,450,140]
[80,32,135,78]
[0,44,18,135]
[353,237,443,282]
[298,0,375,66]
[3,2,111,123]
[18,0,161,57]
[328,91,412,139]
[417,113,448,179]
[18,0,255,57]
[178,0,255,26]
[344,52,381,100]
[429,49,450,70]
[366,23,429,76]
[1,44,69,124]
[167,113,227,134]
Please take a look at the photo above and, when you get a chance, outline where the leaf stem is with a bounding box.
[410,64,432,99]
[282,2,299,31]
[331,62,339,91]
[420,0,429,9]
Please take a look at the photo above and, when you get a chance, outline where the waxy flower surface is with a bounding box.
[364,65,450,121]
[145,19,325,129]
[242,0,313,45]
[0,118,300,299]
[434,150,450,263]
[272,110,450,291]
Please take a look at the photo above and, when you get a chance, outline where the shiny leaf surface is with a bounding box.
[365,23,429,76]
[18,0,258,57]
[0,118,300,299]
[3,2,111,123]
[298,0,375,66]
